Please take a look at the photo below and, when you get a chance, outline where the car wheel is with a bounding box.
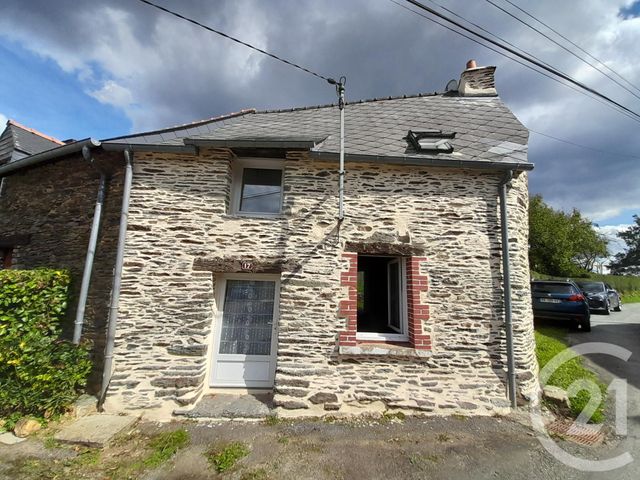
[581,319,592,332]
[604,301,610,315]
[614,301,622,312]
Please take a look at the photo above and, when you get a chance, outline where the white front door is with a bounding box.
[210,275,279,388]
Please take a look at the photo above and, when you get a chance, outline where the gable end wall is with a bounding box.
[105,148,538,416]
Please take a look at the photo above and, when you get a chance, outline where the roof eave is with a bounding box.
[184,138,320,149]
[0,138,100,176]
[101,142,198,154]
[309,151,534,171]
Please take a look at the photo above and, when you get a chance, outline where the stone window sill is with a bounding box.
[338,342,431,358]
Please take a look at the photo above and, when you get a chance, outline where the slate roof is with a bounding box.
[0,120,63,165]
[104,92,530,167]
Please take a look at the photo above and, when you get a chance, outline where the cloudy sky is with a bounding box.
[0,0,639,251]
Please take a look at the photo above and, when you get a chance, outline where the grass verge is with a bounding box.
[535,326,606,423]
[206,441,250,473]
[622,291,640,303]
[144,429,190,468]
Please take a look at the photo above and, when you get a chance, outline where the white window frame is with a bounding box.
[356,257,409,342]
[230,158,284,217]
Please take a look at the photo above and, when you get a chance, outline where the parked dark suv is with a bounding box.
[531,280,591,331]
[576,281,622,314]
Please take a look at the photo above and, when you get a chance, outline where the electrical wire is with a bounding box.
[135,0,331,83]
[390,0,640,125]
[529,130,640,160]
[399,0,640,122]
[392,1,640,164]
[483,0,640,102]
[427,0,560,74]
[500,0,640,95]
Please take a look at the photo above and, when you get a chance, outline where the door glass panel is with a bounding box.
[219,280,276,355]
[388,261,401,331]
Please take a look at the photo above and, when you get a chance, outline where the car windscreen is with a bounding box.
[577,282,605,293]
[532,283,576,294]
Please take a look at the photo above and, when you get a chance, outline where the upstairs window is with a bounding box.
[231,159,283,216]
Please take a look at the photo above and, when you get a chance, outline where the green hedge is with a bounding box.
[531,270,640,294]
[0,269,91,418]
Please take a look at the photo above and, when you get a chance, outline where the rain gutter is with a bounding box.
[101,142,197,154]
[309,151,533,171]
[0,138,101,176]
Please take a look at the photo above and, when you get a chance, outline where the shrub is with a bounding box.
[0,269,91,418]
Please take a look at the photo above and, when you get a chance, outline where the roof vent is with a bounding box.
[458,59,497,97]
[406,129,456,153]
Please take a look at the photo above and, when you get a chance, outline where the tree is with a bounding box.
[528,195,608,277]
[609,215,640,276]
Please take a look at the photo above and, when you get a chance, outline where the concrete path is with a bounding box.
[176,393,273,419]
[54,414,137,447]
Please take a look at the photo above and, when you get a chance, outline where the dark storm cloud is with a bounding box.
[0,0,639,222]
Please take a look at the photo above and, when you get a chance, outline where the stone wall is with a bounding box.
[106,147,538,416]
[0,152,124,389]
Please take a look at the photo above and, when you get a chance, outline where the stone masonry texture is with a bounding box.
[105,147,538,416]
[0,152,125,391]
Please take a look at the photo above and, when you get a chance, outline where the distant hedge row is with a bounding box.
[0,269,91,418]
[531,270,640,294]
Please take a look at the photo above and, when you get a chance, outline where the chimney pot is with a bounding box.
[466,59,477,69]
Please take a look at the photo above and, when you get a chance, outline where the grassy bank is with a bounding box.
[535,326,606,423]
[621,292,640,303]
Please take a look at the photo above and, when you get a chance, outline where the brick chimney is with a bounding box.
[458,59,497,97]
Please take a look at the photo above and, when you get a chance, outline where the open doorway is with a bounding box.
[356,255,408,341]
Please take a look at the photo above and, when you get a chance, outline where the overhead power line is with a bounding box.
[392,0,640,159]
[390,0,640,125]
[135,0,331,83]
[529,130,640,161]
[425,1,587,95]
[399,0,640,123]
[500,0,640,95]
[483,0,640,103]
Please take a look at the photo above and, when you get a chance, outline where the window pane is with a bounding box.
[219,280,276,355]
[532,283,576,294]
[388,262,401,330]
[240,168,282,213]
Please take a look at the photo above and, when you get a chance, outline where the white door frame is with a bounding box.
[210,273,280,388]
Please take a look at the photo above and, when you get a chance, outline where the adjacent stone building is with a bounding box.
[0,62,538,418]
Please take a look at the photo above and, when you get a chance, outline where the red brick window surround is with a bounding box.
[338,253,431,350]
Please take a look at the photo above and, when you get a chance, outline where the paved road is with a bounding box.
[564,303,640,479]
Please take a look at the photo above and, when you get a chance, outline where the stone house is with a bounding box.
[0,62,538,418]
[0,119,65,268]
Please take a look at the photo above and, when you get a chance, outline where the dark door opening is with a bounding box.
[357,255,405,334]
